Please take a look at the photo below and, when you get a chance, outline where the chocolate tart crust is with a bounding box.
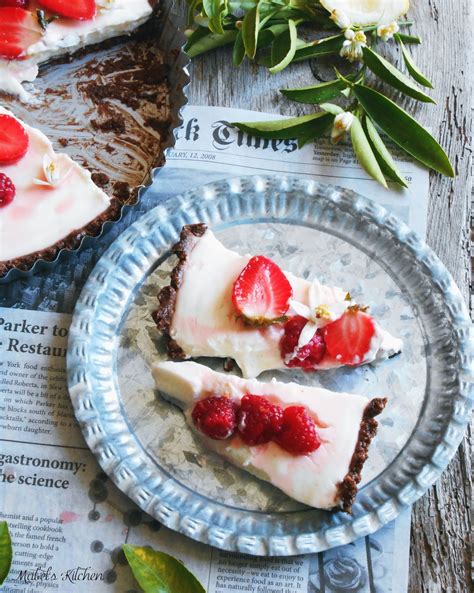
[152,223,208,358]
[337,397,388,513]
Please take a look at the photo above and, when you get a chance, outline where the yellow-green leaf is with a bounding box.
[233,112,334,140]
[0,522,12,586]
[350,115,387,187]
[396,32,421,44]
[281,78,347,104]
[202,0,226,34]
[185,28,237,58]
[233,30,245,65]
[362,46,435,103]
[353,83,454,177]
[291,34,344,63]
[269,20,297,73]
[242,4,260,59]
[123,545,205,593]
[396,34,433,88]
[363,116,408,187]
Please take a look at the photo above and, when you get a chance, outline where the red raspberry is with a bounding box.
[192,396,238,440]
[0,1,28,6]
[237,394,283,446]
[279,316,326,370]
[274,406,321,455]
[0,173,16,208]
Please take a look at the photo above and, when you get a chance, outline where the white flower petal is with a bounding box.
[297,321,318,348]
[289,299,312,319]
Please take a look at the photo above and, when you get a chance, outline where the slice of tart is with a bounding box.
[0,106,111,276]
[152,360,387,512]
[0,0,154,100]
[153,224,403,378]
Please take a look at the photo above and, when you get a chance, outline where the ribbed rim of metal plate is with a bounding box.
[0,5,190,284]
[67,175,474,556]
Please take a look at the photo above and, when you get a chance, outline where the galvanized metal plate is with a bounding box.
[67,175,473,556]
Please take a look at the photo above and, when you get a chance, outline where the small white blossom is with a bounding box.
[377,21,400,41]
[33,154,71,188]
[329,8,351,29]
[340,29,367,62]
[331,111,354,143]
[286,281,354,356]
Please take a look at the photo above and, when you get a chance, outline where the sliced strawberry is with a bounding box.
[0,114,29,164]
[232,256,293,325]
[0,8,43,59]
[323,309,376,365]
[37,0,96,20]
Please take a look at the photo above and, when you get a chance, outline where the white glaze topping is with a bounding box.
[0,0,153,100]
[152,360,378,510]
[0,106,110,261]
[170,229,403,377]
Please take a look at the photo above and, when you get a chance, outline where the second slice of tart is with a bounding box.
[152,360,387,512]
[153,223,403,378]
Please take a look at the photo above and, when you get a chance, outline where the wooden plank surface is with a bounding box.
[178,0,473,591]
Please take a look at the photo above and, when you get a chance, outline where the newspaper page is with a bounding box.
[0,104,424,593]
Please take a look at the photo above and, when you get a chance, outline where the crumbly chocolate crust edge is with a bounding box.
[336,397,388,513]
[152,223,208,358]
[0,198,124,277]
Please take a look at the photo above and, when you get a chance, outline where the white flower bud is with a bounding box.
[377,21,400,41]
[331,112,354,143]
[340,30,367,62]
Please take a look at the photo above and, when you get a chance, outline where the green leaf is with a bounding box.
[362,46,435,103]
[350,115,387,187]
[281,78,348,104]
[123,545,205,593]
[363,116,408,187]
[186,0,201,27]
[0,522,12,586]
[185,28,237,58]
[257,23,289,48]
[291,34,344,63]
[396,32,421,44]
[269,20,297,73]
[202,0,227,34]
[242,4,260,59]
[233,112,334,140]
[353,83,454,177]
[396,34,433,88]
[233,30,245,65]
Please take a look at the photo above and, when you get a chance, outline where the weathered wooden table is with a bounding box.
[180,1,473,591]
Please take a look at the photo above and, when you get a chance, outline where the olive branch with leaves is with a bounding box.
[184,0,454,188]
